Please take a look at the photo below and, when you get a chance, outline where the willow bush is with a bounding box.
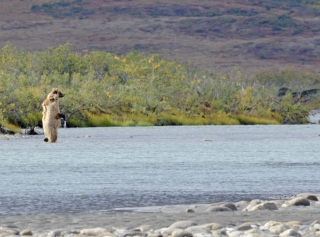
[0,43,319,131]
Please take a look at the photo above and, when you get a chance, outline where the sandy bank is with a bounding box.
[1,195,320,236]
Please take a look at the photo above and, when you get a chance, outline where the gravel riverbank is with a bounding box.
[1,194,320,237]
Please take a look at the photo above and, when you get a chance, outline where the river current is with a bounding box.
[0,125,319,215]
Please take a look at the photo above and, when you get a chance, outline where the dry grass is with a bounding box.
[236,115,281,125]
[2,122,22,133]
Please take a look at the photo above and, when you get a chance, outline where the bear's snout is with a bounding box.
[59,91,65,98]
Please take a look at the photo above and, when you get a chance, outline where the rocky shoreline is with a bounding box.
[1,193,320,237]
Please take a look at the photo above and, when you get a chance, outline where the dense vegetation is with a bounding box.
[26,0,320,69]
[30,0,320,19]
[0,43,319,132]
[31,0,95,19]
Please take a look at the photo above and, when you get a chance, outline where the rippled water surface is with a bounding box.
[0,125,320,215]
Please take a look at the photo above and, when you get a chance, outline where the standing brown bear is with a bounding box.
[42,88,65,142]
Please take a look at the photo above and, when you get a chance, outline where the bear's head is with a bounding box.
[48,88,64,102]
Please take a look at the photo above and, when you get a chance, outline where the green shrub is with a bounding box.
[0,43,318,127]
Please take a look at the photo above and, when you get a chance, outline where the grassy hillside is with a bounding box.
[1,0,320,73]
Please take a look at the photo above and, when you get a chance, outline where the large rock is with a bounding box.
[297,193,318,201]
[269,224,289,234]
[234,222,255,231]
[185,226,211,235]
[306,194,318,201]
[113,228,145,237]
[285,221,302,227]
[162,221,198,236]
[234,200,249,210]
[248,202,278,211]
[186,208,195,213]
[310,220,320,226]
[211,229,227,236]
[57,230,81,237]
[192,234,213,237]
[118,230,145,237]
[227,230,243,237]
[168,221,198,229]
[261,221,282,230]
[133,225,150,232]
[282,197,310,207]
[148,234,164,237]
[243,199,261,211]
[205,206,232,212]
[154,228,168,236]
[244,228,265,236]
[199,223,223,231]
[80,228,109,236]
[220,203,237,211]
[47,230,66,237]
[279,229,301,237]
[172,230,193,237]
[20,229,33,236]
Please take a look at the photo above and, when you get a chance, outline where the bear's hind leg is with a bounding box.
[42,122,50,142]
[50,131,58,143]
[46,124,58,142]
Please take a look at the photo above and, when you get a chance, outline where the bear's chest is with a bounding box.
[44,102,60,119]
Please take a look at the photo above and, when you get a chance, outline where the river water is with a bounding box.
[0,125,319,215]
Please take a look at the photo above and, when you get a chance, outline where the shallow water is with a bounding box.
[0,125,320,215]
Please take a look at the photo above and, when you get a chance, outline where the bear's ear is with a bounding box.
[52,88,59,94]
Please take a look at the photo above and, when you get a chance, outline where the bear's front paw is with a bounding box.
[58,113,66,120]
[55,113,66,120]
